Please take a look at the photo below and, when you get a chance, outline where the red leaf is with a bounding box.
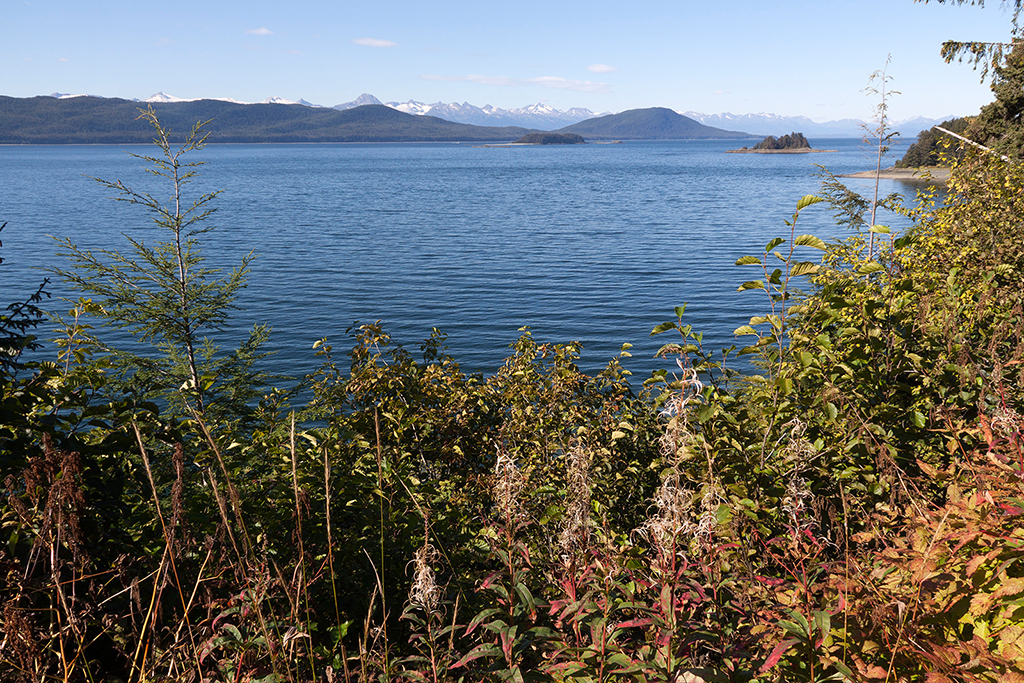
[760,638,800,672]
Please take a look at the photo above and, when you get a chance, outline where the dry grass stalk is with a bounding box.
[408,543,442,613]
[494,446,526,524]
[558,441,593,569]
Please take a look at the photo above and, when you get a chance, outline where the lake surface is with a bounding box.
[0,139,929,383]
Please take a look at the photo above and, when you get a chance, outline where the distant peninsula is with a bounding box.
[0,96,534,144]
[0,97,752,144]
[513,132,585,144]
[727,132,836,154]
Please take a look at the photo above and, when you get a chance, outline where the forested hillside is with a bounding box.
[0,96,533,143]
[555,107,749,140]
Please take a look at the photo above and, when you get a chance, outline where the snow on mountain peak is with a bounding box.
[145,92,190,103]
[333,93,385,110]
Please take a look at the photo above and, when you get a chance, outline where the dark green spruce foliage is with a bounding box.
[0,222,49,375]
[752,132,811,150]
[967,40,1024,158]
[51,108,270,423]
[4,104,1024,682]
[896,117,969,167]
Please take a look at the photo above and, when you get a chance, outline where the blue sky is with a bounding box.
[2,0,1015,121]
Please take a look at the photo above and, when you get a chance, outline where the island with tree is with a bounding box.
[727,131,835,153]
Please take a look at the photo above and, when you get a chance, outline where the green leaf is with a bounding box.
[735,255,762,265]
[911,410,927,429]
[779,618,809,640]
[856,261,885,275]
[674,305,687,317]
[715,503,733,525]
[765,237,785,252]
[220,623,243,642]
[812,610,831,639]
[869,224,891,234]
[738,280,766,291]
[452,643,502,668]
[794,234,827,249]
[796,194,825,211]
[465,607,503,635]
[789,261,820,277]
[650,321,677,336]
[733,325,758,336]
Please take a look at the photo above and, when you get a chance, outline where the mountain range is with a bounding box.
[1,96,751,144]
[44,92,956,137]
[2,96,532,144]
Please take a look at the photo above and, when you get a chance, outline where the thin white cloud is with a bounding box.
[58,57,69,62]
[713,89,731,95]
[246,27,273,36]
[587,64,616,74]
[420,73,610,93]
[353,38,396,48]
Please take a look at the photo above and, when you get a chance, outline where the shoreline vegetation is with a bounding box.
[4,104,1024,681]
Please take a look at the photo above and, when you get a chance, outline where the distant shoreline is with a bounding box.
[726,148,837,154]
[838,166,950,183]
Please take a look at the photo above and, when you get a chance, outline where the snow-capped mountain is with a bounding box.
[681,111,960,139]
[145,91,191,103]
[38,92,958,139]
[139,92,318,106]
[330,93,602,129]
[333,93,385,110]
[387,98,605,130]
[892,116,960,136]
[682,111,867,138]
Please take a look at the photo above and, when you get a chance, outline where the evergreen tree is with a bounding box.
[0,222,49,375]
[895,117,969,167]
[967,40,1024,158]
[53,108,270,424]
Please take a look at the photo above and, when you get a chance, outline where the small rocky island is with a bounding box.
[513,132,586,144]
[728,132,835,154]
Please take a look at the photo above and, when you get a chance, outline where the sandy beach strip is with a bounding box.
[839,166,950,183]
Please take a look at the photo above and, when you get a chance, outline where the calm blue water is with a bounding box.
[0,139,927,383]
